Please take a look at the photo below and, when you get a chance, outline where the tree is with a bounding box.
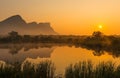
[92,31,103,38]
[8,31,19,37]
[8,31,21,42]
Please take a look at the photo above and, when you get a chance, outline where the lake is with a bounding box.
[0,43,120,75]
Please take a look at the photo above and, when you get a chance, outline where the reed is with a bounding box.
[0,60,55,78]
[65,61,120,78]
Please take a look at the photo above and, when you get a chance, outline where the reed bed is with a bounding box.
[65,61,120,78]
[0,60,55,78]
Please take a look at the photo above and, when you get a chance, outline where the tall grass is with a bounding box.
[0,63,15,78]
[65,61,120,78]
[35,60,55,78]
[94,61,115,78]
[65,61,93,78]
[1,60,120,78]
[0,60,55,78]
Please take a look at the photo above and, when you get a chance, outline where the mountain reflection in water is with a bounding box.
[0,43,56,64]
[0,43,120,74]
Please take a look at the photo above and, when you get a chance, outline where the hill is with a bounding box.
[0,15,57,35]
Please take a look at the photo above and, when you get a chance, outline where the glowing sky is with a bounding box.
[0,0,120,35]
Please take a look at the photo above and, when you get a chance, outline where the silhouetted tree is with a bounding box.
[9,31,19,37]
[92,31,103,38]
[8,31,22,43]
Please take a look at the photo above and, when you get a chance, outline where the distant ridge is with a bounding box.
[1,15,26,25]
[0,15,58,35]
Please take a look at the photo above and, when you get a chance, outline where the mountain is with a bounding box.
[0,15,57,35]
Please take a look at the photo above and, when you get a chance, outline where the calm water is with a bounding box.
[0,43,120,75]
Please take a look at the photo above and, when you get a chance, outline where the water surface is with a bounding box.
[0,43,120,75]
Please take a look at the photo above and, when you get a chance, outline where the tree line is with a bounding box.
[1,31,120,57]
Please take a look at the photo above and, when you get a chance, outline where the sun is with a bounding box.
[98,25,103,29]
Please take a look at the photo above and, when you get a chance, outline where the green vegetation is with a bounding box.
[1,60,120,78]
[1,31,120,57]
[65,61,93,78]
[0,31,85,44]
[80,31,120,57]
[65,61,120,78]
[0,60,55,78]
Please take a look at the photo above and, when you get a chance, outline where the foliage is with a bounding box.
[1,31,120,57]
[0,60,55,78]
[65,61,120,78]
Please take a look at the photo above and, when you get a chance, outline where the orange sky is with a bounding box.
[0,0,120,35]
